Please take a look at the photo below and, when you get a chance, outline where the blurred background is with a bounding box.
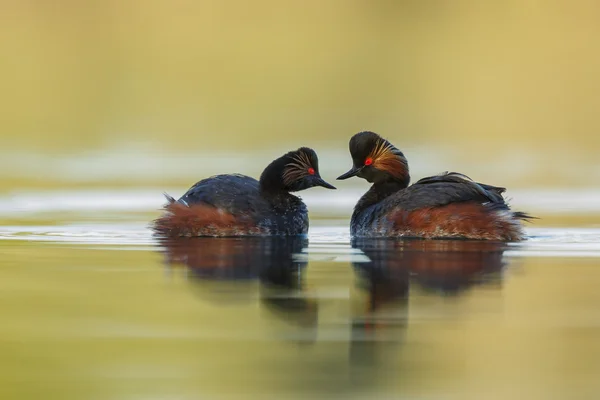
[1,0,599,212]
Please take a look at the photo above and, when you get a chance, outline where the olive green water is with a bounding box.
[2,206,600,400]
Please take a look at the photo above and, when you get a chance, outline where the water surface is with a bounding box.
[1,191,600,400]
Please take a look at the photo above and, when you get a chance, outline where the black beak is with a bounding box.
[337,167,361,180]
[314,177,336,189]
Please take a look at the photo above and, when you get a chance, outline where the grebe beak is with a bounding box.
[337,166,361,180]
[314,177,336,189]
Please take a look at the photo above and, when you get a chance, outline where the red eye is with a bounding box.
[364,158,373,166]
[308,168,315,175]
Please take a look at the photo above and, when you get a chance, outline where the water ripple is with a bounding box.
[1,223,599,258]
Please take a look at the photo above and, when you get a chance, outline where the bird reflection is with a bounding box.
[159,236,307,279]
[259,246,318,331]
[349,238,410,367]
[404,239,508,294]
[348,238,509,367]
[157,236,317,332]
[352,238,509,296]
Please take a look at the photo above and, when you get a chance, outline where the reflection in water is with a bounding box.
[6,225,600,399]
[353,238,509,295]
[158,236,317,332]
[350,239,410,369]
[158,236,510,350]
[156,235,513,383]
[259,246,318,333]
[159,236,307,279]
[406,240,508,293]
[348,238,510,368]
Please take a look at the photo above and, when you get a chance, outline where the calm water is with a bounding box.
[1,190,600,400]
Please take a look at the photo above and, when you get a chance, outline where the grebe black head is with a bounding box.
[260,147,336,192]
[337,131,410,187]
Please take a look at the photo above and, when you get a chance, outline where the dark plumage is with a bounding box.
[153,147,335,237]
[338,131,535,241]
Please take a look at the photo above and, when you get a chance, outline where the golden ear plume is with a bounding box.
[282,151,313,186]
[367,139,408,180]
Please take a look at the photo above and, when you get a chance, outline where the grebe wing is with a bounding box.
[176,174,262,213]
[399,172,508,209]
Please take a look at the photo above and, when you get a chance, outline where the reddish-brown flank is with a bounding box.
[389,202,524,241]
[153,202,266,237]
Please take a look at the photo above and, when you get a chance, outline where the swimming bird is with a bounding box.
[154,147,335,237]
[337,131,534,241]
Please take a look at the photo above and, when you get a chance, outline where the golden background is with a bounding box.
[1,1,598,190]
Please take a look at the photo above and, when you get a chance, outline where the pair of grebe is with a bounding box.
[153,131,533,241]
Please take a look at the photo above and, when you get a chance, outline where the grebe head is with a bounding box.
[337,131,410,186]
[260,147,336,192]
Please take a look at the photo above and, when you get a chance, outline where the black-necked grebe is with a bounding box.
[337,131,534,241]
[153,147,335,237]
